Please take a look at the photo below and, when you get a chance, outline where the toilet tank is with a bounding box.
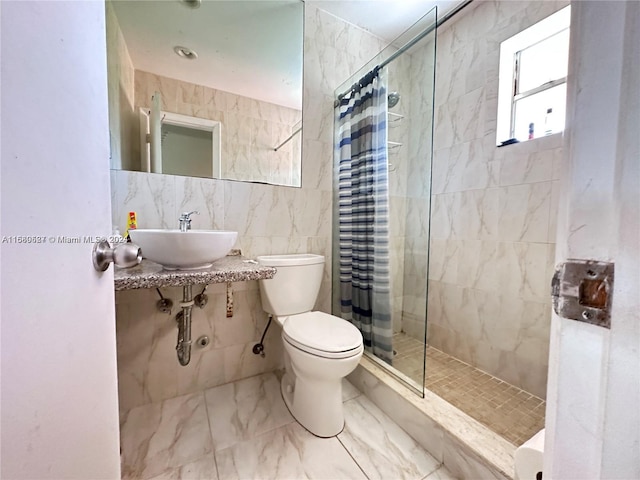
[257,254,324,316]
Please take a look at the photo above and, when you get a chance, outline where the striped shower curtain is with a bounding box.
[335,66,393,364]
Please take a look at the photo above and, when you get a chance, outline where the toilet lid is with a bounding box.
[282,311,363,359]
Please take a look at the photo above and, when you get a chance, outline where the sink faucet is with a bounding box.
[179,211,199,232]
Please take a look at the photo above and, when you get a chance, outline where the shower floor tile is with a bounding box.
[393,332,546,447]
[119,371,457,480]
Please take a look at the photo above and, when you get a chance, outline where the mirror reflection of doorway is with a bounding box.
[161,124,213,178]
[139,101,222,178]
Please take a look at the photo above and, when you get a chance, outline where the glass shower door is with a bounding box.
[332,7,437,395]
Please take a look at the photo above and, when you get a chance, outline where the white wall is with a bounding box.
[0,2,121,478]
[545,2,640,478]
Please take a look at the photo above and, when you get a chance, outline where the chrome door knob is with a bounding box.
[92,239,142,272]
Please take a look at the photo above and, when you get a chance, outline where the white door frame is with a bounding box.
[544,2,640,478]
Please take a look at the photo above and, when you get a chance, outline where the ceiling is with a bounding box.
[112,1,304,109]
[314,0,458,42]
[112,0,463,110]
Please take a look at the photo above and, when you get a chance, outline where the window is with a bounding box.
[496,6,571,144]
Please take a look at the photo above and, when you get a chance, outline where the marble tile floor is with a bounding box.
[119,371,457,480]
[392,332,546,446]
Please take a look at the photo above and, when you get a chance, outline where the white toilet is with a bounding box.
[257,253,364,437]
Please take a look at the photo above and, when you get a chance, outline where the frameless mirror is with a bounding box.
[106,0,303,187]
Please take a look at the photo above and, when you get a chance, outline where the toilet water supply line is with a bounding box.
[176,285,193,366]
[253,314,273,357]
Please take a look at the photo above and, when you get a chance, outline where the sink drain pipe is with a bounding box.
[176,285,193,366]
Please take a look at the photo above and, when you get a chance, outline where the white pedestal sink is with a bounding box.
[129,229,238,270]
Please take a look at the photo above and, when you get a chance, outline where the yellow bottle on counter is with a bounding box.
[125,211,137,239]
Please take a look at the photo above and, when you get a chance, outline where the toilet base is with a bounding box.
[280,371,345,438]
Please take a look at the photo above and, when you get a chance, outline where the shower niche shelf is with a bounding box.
[387,141,403,162]
[388,112,404,125]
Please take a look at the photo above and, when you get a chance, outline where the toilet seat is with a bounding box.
[282,311,363,359]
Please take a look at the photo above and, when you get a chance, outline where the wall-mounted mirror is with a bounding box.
[106,0,303,187]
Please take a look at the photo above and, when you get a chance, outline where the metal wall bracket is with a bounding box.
[226,282,234,318]
[551,259,614,328]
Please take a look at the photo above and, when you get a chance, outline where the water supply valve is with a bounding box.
[194,285,208,309]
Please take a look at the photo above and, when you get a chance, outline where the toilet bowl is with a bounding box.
[257,254,364,437]
[515,428,545,480]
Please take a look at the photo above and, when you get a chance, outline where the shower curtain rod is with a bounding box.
[335,0,474,102]
[274,127,302,151]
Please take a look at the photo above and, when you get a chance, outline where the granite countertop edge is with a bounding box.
[113,254,276,290]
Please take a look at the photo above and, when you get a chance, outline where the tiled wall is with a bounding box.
[115,282,282,412]
[111,4,387,412]
[427,0,568,398]
[134,70,302,186]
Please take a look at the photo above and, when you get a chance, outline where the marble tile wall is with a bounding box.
[112,4,389,412]
[427,0,569,398]
[115,282,283,413]
[134,70,302,186]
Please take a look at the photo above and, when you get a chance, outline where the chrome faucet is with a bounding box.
[179,211,199,232]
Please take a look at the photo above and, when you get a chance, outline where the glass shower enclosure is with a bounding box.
[332,7,437,394]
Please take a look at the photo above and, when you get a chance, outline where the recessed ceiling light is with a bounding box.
[180,0,201,9]
[174,46,198,60]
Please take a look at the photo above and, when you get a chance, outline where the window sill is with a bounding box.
[497,131,564,149]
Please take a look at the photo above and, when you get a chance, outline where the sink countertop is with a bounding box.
[113,252,276,290]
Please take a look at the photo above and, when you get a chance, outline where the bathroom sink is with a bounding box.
[129,229,238,270]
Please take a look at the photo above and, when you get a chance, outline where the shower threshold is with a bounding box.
[348,356,518,480]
